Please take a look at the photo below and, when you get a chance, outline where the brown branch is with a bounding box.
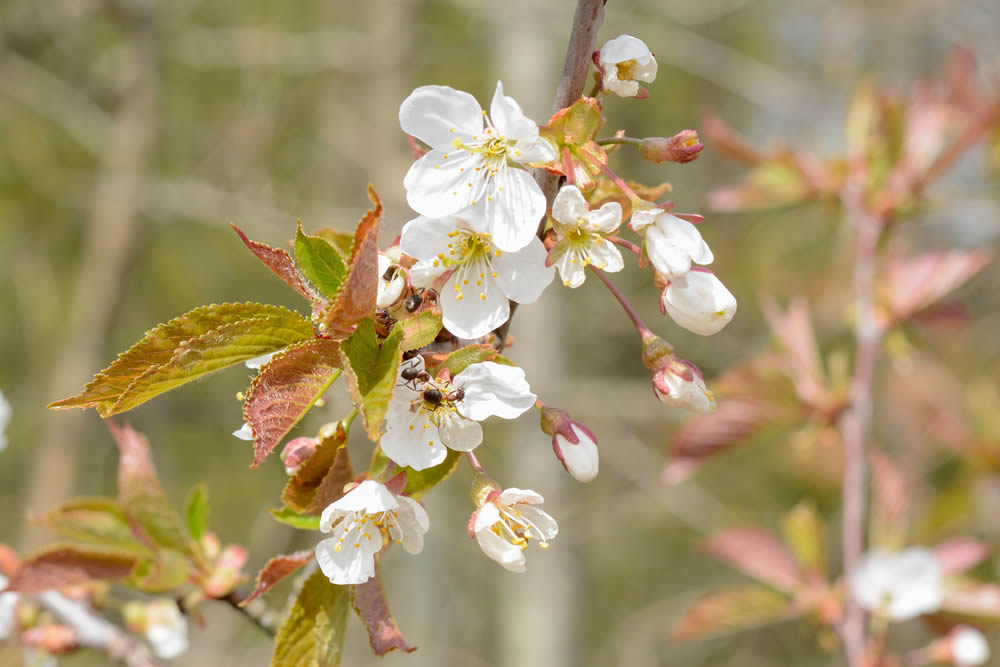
[493,0,607,351]
[222,590,279,637]
[837,162,884,667]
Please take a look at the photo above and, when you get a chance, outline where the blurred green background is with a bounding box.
[2,0,999,665]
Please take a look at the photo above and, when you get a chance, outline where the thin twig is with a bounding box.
[492,0,607,352]
[222,590,278,637]
[837,161,884,667]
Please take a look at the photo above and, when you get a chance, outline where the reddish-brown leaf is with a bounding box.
[232,224,313,301]
[244,338,343,467]
[240,550,314,607]
[670,586,793,642]
[7,545,137,593]
[352,561,416,656]
[887,248,993,324]
[934,538,990,575]
[701,528,803,593]
[282,421,354,514]
[761,298,829,407]
[318,186,381,338]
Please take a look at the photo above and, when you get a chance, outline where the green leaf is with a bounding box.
[130,548,191,593]
[341,318,403,441]
[271,507,322,531]
[399,311,443,352]
[369,448,460,500]
[670,586,794,641]
[108,422,192,556]
[317,186,381,338]
[429,344,499,377]
[50,303,315,417]
[780,501,826,576]
[296,222,348,300]
[185,484,210,542]
[282,420,354,514]
[272,569,350,667]
[36,497,152,556]
[312,228,355,260]
[244,338,343,467]
[547,97,604,145]
[6,544,139,593]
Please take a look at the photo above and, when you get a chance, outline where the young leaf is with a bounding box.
[340,319,403,441]
[244,338,343,467]
[780,502,826,576]
[271,507,321,531]
[670,586,793,641]
[272,569,350,667]
[282,421,354,514]
[318,186,381,338]
[7,544,138,593]
[241,550,315,607]
[352,560,416,656]
[130,548,191,593]
[700,528,803,594]
[50,303,315,417]
[232,224,313,301]
[295,222,348,300]
[312,228,355,259]
[399,311,443,352]
[428,344,498,377]
[109,422,191,556]
[369,448,461,500]
[185,484,210,542]
[36,497,152,556]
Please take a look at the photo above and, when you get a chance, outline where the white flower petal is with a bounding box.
[147,623,189,659]
[555,249,587,288]
[489,81,538,144]
[400,215,455,261]
[232,422,253,441]
[394,497,429,555]
[245,351,278,369]
[454,362,536,421]
[588,238,624,273]
[438,412,483,451]
[518,504,559,542]
[663,271,737,336]
[381,408,449,471]
[439,271,510,339]
[316,536,376,585]
[585,202,623,234]
[600,35,655,67]
[604,75,640,98]
[632,56,658,83]
[475,527,527,573]
[329,480,398,514]
[511,136,557,164]
[552,185,589,225]
[492,237,554,304]
[404,150,483,219]
[953,626,990,666]
[472,501,502,532]
[483,167,546,252]
[658,214,713,265]
[399,85,484,149]
[409,259,448,289]
[497,488,544,506]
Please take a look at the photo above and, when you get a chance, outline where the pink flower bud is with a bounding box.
[280,436,318,476]
[652,359,716,414]
[539,405,599,482]
[639,131,704,164]
[203,544,249,598]
[660,268,737,336]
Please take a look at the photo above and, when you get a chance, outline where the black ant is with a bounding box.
[399,363,431,391]
[404,288,438,313]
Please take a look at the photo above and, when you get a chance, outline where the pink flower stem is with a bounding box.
[590,266,652,338]
[562,146,577,186]
[465,451,486,473]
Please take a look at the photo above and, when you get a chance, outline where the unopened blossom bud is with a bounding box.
[203,544,249,598]
[652,359,716,414]
[540,406,599,482]
[949,626,990,666]
[660,269,737,336]
[639,131,704,164]
[280,436,318,476]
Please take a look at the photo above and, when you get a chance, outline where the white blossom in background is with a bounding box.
[952,626,990,666]
[232,422,253,441]
[851,547,943,620]
[0,573,18,640]
[470,488,558,573]
[652,359,716,414]
[381,357,536,470]
[401,213,552,339]
[399,82,556,252]
[632,211,713,279]
[598,35,658,98]
[144,599,189,660]
[552,423,599,483]
[245,351,278,370]
[315,480,429,585]
[547,185,624,288]
[661,269,738,336]
[377,253,406,308]
[0,390,10,453]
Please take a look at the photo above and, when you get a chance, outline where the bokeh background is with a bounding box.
[2,0,1000,665]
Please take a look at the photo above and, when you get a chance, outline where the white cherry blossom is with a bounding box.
[381,357,536,471]
[377,253,406,308]
[633,210,713,279]
[547,185,624,288]
[850,547,943,620]
[598,35,658,98]
[0,574,17,640]
[144,599,189,660]
[952,626,990,666]
[661,269,738,336]
[315,480,429,585]
[401,213,552,339]
[400,81,556,252]
[470,488,558,573]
